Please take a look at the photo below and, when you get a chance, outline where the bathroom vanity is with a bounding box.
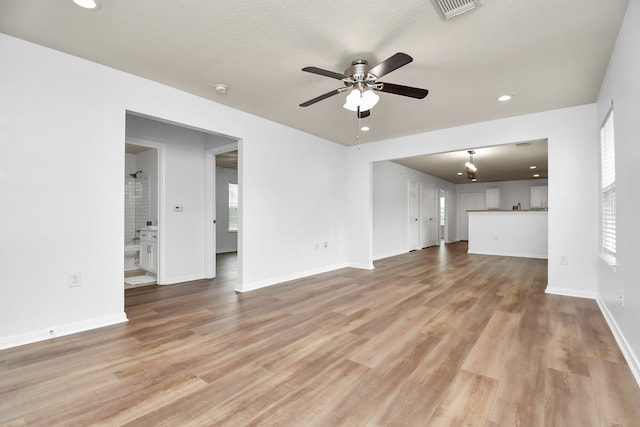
[139,227,158,273]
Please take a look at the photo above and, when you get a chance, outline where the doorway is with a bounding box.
[421,184,439,248]
[124,141,162,288]
[205,142,240,281]
[439,189,448,244]
[408,180,420,251]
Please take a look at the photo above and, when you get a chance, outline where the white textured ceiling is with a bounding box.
[0,0,627,180]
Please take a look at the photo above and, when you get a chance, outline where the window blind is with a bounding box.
[600,110,616,256]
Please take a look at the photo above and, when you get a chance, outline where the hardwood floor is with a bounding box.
[1,244,639,426]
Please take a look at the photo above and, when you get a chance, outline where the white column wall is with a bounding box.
[347,105,600,298]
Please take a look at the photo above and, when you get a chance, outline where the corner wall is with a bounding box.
[596,0,640,386]
[0,33,347,348]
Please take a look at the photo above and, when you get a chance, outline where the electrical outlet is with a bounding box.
[69,272,81,287]
[619,288,624,307]
[323,241,328,249]
[559,255,568,265]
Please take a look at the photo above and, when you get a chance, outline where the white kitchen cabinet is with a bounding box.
[486,188,501,210]
[139,228,158,274]
[530,185,548,209]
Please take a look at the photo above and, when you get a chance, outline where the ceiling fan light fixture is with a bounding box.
[343,89,361,112]
[343,89,379,112]
[72,0,100,9]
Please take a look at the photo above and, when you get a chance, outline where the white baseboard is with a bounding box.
[468,249,547,259]
[0,312,128,350]
[373,250,407,262]
[236,262,349,293]
[348,262,375,270]
[596,296,640,389]
[544,286,597,299]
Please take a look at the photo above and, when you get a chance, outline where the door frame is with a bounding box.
[408,180,421,251]
[205,142,239,279]
[125,137,166,284]
[440,189,448,243]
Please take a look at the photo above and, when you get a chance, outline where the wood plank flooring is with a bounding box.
[1,244,639,426]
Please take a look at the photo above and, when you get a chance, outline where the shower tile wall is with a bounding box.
[124,175,150,243]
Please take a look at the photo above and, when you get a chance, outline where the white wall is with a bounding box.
[596,0,640,384]
[136,148,158,225]
[216,167,238,253]
[347,105,600,298]
[0,33,347,348]
[126,114,209,284]
[372,161,457,260]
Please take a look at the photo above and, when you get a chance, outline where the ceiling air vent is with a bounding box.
[431,0,481,20]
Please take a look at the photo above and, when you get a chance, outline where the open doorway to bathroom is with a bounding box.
[124,143,159,288]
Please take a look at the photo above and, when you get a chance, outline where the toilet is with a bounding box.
[124,241,141,271]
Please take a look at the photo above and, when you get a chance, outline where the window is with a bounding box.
[600,109,616,260]
[228,182,238,232]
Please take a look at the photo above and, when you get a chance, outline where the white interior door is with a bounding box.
[421,184,439,248]
[440,190,448,243]
[408,180,421,251]
[459,192,486,240]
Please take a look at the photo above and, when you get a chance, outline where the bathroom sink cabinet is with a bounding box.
[139,228,158,274]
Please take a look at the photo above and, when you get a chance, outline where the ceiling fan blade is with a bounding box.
[302,66,347,80]
[367,52,413,79]
[376,82,429,99]
[299,88,343,107]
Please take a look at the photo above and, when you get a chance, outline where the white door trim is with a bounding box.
[204,142,239,279]
[126,136,166,284]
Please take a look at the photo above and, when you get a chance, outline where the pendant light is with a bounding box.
[465,150,477,180]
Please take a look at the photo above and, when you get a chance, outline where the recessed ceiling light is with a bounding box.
[72,0,100,9]
[457,172,463,176]
[497,94,512,102]
[533,174,540,178]
[529,165,537,169]
[361,126,370,132]
[214,84,228,94]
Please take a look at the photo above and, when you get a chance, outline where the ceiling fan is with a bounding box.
[299,52,429,118]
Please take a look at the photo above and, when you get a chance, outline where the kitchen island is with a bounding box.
[467,210,548,259]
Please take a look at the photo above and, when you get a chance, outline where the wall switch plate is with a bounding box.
[559,255,568,265]
[69,272,81,287]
